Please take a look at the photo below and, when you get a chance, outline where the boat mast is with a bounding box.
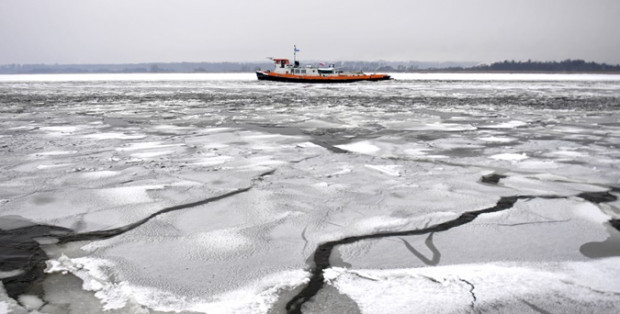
[294,44,300,66]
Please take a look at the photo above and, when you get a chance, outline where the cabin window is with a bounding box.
[301,70,306,74]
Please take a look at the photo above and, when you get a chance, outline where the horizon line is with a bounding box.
[3,58,620,67]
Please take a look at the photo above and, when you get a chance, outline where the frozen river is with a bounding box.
[1,73,620,313]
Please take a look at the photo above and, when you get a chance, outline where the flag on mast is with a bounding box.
[294,45,300,53]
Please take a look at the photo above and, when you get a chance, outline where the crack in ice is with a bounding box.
[57,186,253,243]
[285,195,525,314]
[399,233,440,266]
[0,169,276,300]
[519,299,552,314]
[458,277,477,311]
[284,184,620,313]
[492,218,572,227]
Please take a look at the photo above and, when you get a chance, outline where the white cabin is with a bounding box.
[268,58,340,76]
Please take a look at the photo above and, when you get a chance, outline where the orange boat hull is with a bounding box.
[256,71,391,83]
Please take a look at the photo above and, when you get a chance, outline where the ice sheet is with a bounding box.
[1,74,619,313]
[326,257,620,313]
[45,254,310,313]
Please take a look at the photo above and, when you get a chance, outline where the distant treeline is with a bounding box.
[469,59,620,73]
[361,59,620,73]
[1,59,619,74]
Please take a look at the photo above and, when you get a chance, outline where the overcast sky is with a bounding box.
[1,0,619,65]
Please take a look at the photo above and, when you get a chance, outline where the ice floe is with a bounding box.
[325,257,620,313]
[45,254,310,313]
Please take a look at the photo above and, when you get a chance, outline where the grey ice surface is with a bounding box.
[0,73,619,313]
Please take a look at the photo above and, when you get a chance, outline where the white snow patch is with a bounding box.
[194,155,233,166]
[335,141,380,154]
[403,147,431,156]
[422,155,450,159]
[572,202,610,224]
[78,170,120,180]
[35,163,70,170]
[40,126,80,134]
[296,141,322,148]
[116,142,183,151]
[323,267,347,284]
[489,153,528,161]
[17,295,44,311]
[197,127,233,134]
[83,132,146,140]
[482,120,527,129]
[152,125,195,133]
[421,122,477,131]
[365,164,401,177]
[478,136,516,143]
